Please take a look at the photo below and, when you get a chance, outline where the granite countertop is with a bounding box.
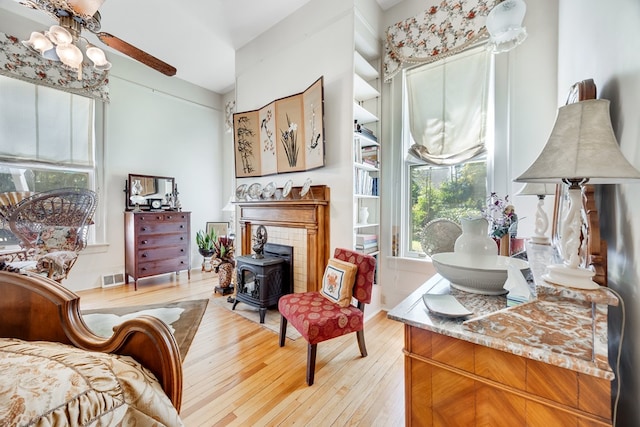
[387,244,618,380]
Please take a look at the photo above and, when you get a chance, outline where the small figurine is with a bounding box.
[252,225,268,259]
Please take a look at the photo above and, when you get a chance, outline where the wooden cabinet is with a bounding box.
[124,211,191,290]
[404,327,612,427]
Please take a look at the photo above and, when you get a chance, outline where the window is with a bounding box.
[402,46,492,257]
[0,75,97,243]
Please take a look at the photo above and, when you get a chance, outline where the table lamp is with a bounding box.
[515,183,556,244]
[515,99,640,289]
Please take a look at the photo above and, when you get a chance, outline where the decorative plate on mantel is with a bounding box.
[235,184,247,201]
[247,183,263,200]
[300,178,312,197]
[262,182,276,198]
[282,180,293,198]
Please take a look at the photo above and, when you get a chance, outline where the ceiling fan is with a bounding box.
[14,0,177,77]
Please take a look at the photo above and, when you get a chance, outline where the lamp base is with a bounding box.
[530,236,550,245]
[542,264,600,290]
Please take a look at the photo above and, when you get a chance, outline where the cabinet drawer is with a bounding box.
[136,221,188,235]
[136,213,190,223]
[138,245,188,262]
[138,256,189,277]
[137,234,187,248]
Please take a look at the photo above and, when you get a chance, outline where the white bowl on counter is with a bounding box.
[430,252,529,295]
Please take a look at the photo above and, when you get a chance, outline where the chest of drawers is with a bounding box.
[124,211,191,290]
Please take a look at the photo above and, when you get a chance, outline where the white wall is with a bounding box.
[378,0,559,309]
[234,0,357,253]
[0,11,225,292]
[557,0,640,423]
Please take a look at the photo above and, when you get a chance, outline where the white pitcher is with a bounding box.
[454,217,498,255]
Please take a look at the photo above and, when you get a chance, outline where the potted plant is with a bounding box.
[212,235,235,288]
[196,228,217,258]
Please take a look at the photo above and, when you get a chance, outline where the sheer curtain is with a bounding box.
[405,46,490,166]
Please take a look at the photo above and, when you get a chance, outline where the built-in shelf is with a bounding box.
[354,133,379,147]
[354,162,378,172]
[354,102,378,124]
[354,222,380,229]
[354,74,380,102]
[355,51,378,80]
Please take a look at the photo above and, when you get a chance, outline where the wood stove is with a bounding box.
[232,243,293,323]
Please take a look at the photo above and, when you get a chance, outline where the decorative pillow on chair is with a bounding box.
[36,226,79,253]
[320,258,357,307]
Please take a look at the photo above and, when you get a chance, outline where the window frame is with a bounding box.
[0,75,104,246]
[399,46,495,259]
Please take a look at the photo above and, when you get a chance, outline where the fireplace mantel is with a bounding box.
[236,185,330,292]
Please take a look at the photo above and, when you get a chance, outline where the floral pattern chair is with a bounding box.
[278,248,376,385]
[8,188,97,282]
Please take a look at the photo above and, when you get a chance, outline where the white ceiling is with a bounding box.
[1,0,403,94]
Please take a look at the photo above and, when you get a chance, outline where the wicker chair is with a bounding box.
[7,188,97,282]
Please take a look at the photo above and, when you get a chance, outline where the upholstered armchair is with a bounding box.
[7,188,97,282]
[278,248,376,385]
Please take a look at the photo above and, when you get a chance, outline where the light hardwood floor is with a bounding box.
[77,270,406,427]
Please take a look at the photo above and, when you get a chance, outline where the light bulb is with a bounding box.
[46,25,73,45]
[56,43,83,79]
[86,45,112,70]
[23,32,53,54]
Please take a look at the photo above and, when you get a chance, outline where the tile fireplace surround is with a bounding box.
[235,185,330,293]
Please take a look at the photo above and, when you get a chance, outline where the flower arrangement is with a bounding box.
[482,192,518,238]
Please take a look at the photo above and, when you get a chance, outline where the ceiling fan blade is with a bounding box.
[97,32,177,77]
[67,0,105,17]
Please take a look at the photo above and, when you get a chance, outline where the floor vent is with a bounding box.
[102,273,125,288]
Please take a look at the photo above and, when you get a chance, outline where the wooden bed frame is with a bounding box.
[0,270,183,411]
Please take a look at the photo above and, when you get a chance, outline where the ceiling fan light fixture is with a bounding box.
[46,25,73,45]
[86,44,112,70]
[486,0,528,54]
[22,31,53,55]
[41,47,61,62]
[56,43,84,79]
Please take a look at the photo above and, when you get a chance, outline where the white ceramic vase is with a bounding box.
[454,217,498,255]
[358,207,369,224]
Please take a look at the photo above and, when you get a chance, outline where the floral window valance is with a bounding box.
[0,32,109,102]
[383,0,500,82]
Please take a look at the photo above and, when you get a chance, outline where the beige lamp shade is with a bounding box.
[515,99,640,184]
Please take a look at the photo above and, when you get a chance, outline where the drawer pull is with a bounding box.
[141,267,147,271]
[180,237,184,240]
[142,227,149,231]
[166,215,173,219]
[180,249,185,252]
[141,240,148,244]
[142,253,148,257]
[179,225,184,229]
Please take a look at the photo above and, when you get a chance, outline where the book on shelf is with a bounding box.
[356,234,378,244]
[354,168,375,196]
[361,146,379,167]
[356,246,379,254]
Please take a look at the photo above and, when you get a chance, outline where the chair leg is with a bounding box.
[279,316,287,347]
[306,343,317,386]
[356,330,367,357]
